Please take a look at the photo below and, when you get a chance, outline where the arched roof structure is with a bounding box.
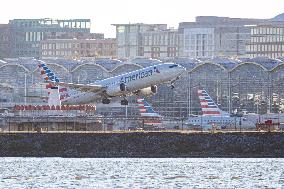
[0,63,30,73]
[111,62,143,72]
[229,62,268,72]
[72,62,109,73]
[2,57,284,75]
[189,61,227,73]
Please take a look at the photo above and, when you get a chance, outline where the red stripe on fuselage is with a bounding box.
[201,105,209,108]
[202,111,221,115]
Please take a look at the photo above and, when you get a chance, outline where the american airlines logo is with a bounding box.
[120,67,160,83]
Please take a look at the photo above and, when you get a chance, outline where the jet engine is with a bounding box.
[106,83,127,96]
[120,83,126,92]
[136,85,157,96]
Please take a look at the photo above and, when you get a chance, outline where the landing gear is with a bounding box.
[102,98,111,104]
[169,76,179,89]
[121,99,128,106]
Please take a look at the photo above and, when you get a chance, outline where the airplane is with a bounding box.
[186,89,257,130]
[38,61,186,105]
[137,98,163,127]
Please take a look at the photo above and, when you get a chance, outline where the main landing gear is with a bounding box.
[169,76,180,89]
[102,98,111,104]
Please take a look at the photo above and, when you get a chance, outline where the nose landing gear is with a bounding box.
[102,98,111,104]
[121,98,128,106]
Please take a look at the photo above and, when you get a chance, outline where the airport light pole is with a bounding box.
[124,105,128,131]
[228,72,232,115]
[181,117,184,131]
[24,73,27,106]
[85,117,87,132]
[8,117,10,133]
[188,73,191,115]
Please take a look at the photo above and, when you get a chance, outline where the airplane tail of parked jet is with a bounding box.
[197,89,229,117]
[186,89,257,130]
[38,62,70,104]
[137,98,162,125]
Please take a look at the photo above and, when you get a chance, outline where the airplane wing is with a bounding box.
[55,82,105,93]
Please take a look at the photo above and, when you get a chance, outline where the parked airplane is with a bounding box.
[137,98,163,127]
[38,61,186,105]
[186,89,257,130]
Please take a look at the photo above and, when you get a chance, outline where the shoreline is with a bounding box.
[0,132,283,158]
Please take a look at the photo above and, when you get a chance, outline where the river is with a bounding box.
[0,158,283,188]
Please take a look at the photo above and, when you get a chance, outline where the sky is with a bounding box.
[1,0,284,38]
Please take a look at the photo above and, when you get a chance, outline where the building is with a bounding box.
[246,23,284,59]
[140,29,179,58]
[179,16,268,58]
[113,18,269,59]
[41,38,116,59]
[112,23,168,58]
[0,24,10,58]
[8,18,91,58]
[1,57,284,119]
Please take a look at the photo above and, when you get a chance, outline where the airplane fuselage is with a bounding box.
[62,63,185,105]
[187,115,257,130]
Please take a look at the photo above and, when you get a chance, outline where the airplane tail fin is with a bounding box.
[38,61,70,104]
[137,98,160,117]
[197,89,228,116]
[137,98,162,126]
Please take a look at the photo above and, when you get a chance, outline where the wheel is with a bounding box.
[102,98,110,104]
[121,99,128,106]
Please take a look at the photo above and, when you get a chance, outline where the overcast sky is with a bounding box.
[1,0,284,37]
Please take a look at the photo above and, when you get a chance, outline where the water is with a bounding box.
[0,158,283,189]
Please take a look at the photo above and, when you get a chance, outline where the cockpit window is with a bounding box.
[169,64,178,68]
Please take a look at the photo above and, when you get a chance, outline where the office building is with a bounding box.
[246,23,284,59]
[8,18,91,58]
[179,16,268,58]
[0,24,10,58]
[112,23,167,58]
[140,29,179,58]
[41,38,116,59]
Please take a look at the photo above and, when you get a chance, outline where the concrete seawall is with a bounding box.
[0,132,284,157]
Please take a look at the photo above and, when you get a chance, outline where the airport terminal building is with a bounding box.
[0,57,284,119]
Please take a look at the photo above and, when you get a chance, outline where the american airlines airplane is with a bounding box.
[186,89,257,130]
[38,61,186,105]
